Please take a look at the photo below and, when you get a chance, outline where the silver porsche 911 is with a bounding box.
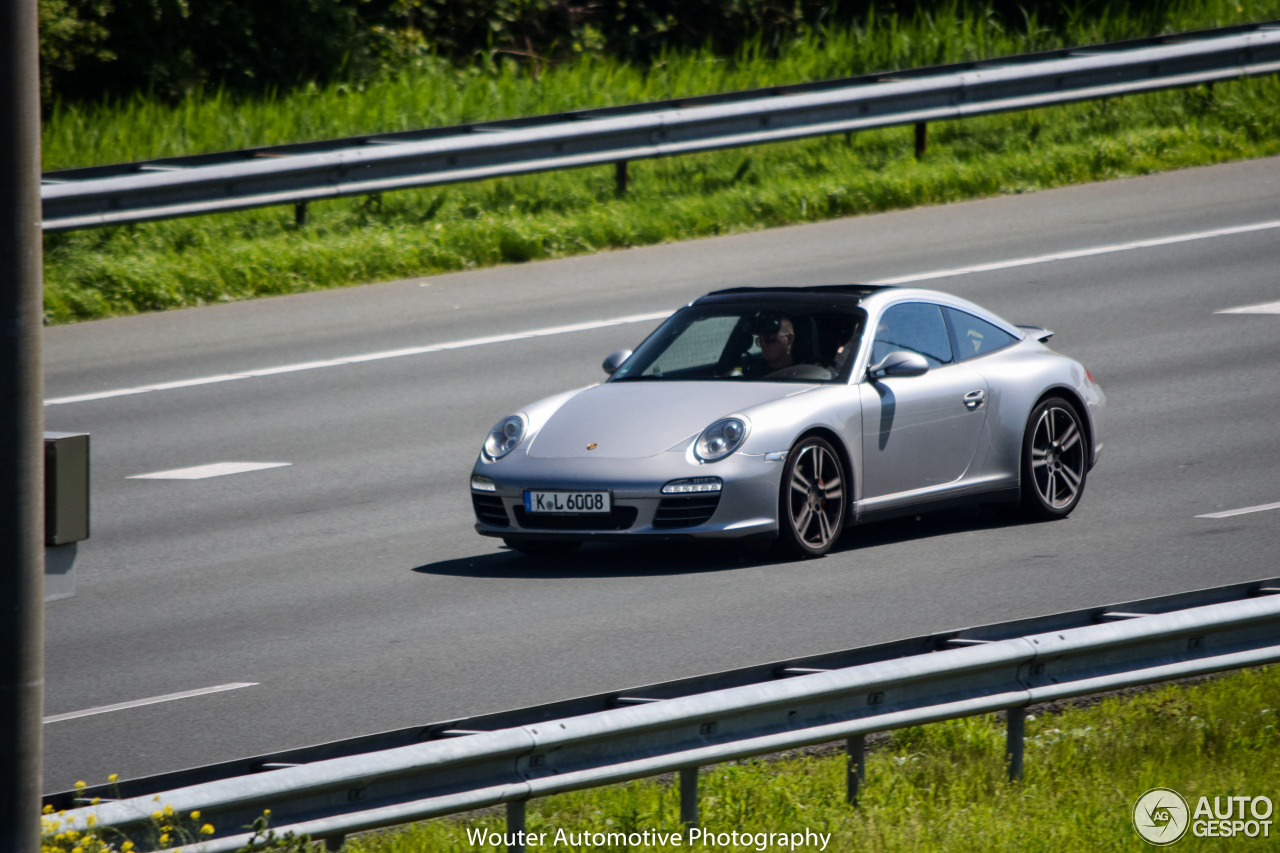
[470,285,1104,558]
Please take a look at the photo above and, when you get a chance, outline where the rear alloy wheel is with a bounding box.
[1019,397,1088,520]
[503,538,582,558]
[777,436,847,557]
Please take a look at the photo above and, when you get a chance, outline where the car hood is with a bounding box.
[526,381,813,459]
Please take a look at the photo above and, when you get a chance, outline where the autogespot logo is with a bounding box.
[1134,788,1191,846]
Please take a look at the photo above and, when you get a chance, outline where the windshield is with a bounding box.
[612,301,866,384]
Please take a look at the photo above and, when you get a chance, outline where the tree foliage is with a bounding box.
[38,0,114,99]
[41,0,369,103]
[37,0,1228,105]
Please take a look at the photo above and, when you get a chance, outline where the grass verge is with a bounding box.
[39,2,1280,325]
[341,665,1280,852]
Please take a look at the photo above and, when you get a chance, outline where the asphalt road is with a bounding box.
[41,157,1280,793]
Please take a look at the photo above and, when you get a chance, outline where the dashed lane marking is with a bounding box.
[1197,501,1280,519]
[1216,300,1280,315]
[128,462,292,480]
[43,683,258,724]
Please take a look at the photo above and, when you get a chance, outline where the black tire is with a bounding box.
[503,538,582,558]
[776,435,847,557]
[1018,397,1089,520]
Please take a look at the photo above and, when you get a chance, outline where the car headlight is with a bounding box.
[694,417,749,462]
[483,415,526,461]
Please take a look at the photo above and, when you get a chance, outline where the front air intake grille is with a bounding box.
[513,506,639,531]
[653,495,721,529]
[472,494,510,528]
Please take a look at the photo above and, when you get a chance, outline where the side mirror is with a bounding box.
[868,350,929,380]
[602,349,633,376]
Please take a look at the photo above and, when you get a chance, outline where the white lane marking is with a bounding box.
[43,683,258,724]
[1216,300,1280,314]
[44,218,1280,407]
[44,310,672,406]
[870,219,1280,285]
[128,462,291,480]
[1197,501,1280,519]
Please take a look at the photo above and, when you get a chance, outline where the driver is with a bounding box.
[738,312,836,381]
[753,314,795,373]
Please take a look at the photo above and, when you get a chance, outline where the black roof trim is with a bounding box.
[698,284,894,303]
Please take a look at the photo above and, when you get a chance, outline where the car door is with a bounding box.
[858,301,990,502]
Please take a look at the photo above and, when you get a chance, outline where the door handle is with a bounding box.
[963,389,986,410]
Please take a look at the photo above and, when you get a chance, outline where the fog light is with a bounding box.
[471,475,496,492]
[661,477,723,495]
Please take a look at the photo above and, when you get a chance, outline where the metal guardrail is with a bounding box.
[40,22,1280,231]
[52,578,1280,852]
[43,575,1279,810]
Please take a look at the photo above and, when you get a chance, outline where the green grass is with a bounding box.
[40,1,1280,323]
[340,665,1280,852]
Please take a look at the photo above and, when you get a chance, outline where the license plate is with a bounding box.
[523,490,612,514]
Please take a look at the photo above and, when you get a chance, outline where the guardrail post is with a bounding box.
[323,834,345,851]
[615,161,629,196]
[914,122,928,160]
[294,201,309,227]
[1006,706,1025,781]
[846,734,866,805]
[507,800,526,853]
[680,766,699,829]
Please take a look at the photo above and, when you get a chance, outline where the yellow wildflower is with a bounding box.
[43,804,54,814]
[122,843,135,852]
[151,811,163,822]
[86,814,97,827]
[200,824,215,835]
[107,774,118,783]
[189,810,201,820]
[74,781,86,790]
[157,833,170,846]
[163,804,174,817]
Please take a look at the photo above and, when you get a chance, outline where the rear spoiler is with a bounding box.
[1017,324,1055,342]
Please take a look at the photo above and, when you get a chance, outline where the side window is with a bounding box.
[871,303,953,367]
[946,308,1020,360]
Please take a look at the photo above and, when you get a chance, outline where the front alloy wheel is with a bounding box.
[777,436,846,557]
[1019,397,1088,520]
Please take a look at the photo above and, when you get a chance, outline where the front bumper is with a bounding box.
[470,450,784,542]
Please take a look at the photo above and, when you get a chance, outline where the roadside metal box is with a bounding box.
[44,432,90,545]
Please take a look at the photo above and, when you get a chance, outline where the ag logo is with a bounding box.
[1134,788,1190,845]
